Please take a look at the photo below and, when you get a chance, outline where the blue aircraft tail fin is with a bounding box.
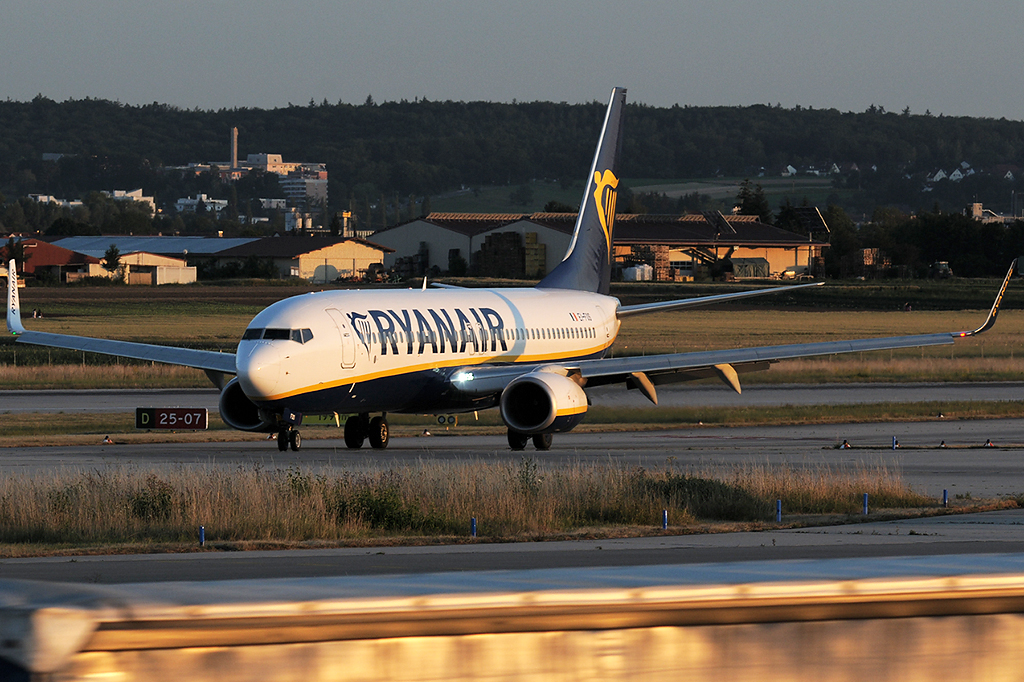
[537,87,627,295]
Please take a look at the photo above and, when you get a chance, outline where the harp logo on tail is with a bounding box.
[592,169,619,258]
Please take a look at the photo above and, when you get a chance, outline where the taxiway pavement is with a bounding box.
[3,510,1024,584]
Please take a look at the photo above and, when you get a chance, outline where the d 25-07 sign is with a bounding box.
[136,408,208,430]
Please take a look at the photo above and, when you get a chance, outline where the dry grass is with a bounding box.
[0,363,210,389]
[0,460,963,553]
[22,313,248,347]
[721,462,931,513]
[756,356,1024,383]
[614,309,1024,357]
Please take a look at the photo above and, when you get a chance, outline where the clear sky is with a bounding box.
[4,0,1024,120]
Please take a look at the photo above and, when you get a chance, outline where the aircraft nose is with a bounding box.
[236,343,281,399]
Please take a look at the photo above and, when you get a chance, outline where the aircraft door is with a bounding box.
[597,304,613,340]
[325,308,357,369]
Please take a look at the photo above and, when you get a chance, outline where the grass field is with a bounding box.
[1,458,988,555]
[428,176,854,215]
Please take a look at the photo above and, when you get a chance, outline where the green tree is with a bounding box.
[3,236,32,271]
[544,200,576,213]
[102,243,122,277]
[820,205,860,278]
[45,216,101,236]
[510,184,534,207]
[736,179,772,224]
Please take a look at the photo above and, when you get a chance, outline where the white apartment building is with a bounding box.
[175,194,228,215]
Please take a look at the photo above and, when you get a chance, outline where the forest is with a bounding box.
[3,95,1024,278]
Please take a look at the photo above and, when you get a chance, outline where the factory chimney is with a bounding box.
[230,127,238,169]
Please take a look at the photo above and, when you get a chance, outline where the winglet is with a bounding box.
[956,258,1015,338]
[6,259,24,335]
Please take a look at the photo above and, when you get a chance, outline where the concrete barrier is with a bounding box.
[4,554,1024,680]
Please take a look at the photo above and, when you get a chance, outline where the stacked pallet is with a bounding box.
[475,232,525,278]
[524,232,547,278]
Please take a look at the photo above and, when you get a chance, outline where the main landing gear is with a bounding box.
[344,413,390,449]
[277,427,301,452]
[507,429,552,451]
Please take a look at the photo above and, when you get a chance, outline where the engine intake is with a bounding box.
[219,377,276,432]
[500,371,588,434]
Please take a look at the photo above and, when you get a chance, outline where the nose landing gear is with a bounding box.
[344,413,390,449]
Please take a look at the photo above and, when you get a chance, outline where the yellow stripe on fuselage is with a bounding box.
[257,337,615,403]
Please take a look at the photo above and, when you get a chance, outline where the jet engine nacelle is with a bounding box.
[219,377,276,432]
[499,370,588,435]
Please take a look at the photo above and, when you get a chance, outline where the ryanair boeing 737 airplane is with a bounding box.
[6,88,1015,452]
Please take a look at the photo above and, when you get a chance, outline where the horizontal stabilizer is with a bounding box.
[617,281,822,317]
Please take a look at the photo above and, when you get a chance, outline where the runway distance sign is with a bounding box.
[136,408,209,430]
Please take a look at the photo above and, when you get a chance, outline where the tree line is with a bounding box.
[4,95,1024,213]
[4,96,1024,278]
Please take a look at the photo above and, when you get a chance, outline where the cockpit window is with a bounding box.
[242,328,314,344]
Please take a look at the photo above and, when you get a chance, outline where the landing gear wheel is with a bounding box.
[507,429,529,451]
[368,416,389,449]
[289,430,301,452]
[532,433,553,451]
[277,429,289,452]
[344,416,366,449]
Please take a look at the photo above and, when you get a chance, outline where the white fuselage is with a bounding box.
[234,287,621,411]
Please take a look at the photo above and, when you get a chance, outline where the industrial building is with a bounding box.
[372,212,828,280]
[0,238,101,282]
[212,236,392,282]
[51,235,391,283]
[1,238,195,284]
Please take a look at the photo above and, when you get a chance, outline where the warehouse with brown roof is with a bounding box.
[372,212,827,280]
[212,236,393,282]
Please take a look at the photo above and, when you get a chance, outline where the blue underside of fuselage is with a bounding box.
[257,368,495,416]
[253,349,608,417]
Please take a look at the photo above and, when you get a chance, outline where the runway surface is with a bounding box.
[4,510,1024,584]
[2,418,1022,497]
[2,381,1023,413]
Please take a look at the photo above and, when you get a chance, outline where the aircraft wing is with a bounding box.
[616,281,823,317]
[583,259,1014,398]
[454,260,1014,402]
[6,259,236,375]
[575,330,957,395]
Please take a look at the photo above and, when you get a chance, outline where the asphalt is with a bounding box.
[3,510,1024,585]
